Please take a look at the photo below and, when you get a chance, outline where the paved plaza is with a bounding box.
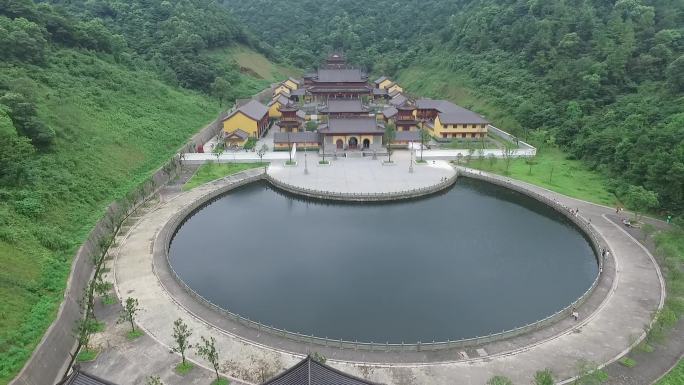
[83,162,664,385]
[267,151,455,195]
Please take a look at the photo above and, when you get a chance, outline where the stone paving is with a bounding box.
[267,151,455,195]
[86,163,665,385]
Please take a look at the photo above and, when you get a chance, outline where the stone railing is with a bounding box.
[264,173,458,202]
[158,167,607,354]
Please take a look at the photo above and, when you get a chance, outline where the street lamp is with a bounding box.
[409,144,414,173]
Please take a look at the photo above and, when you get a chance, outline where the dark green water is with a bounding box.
[169,179,597,343]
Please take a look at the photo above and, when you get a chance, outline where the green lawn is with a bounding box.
[182,163,267,191]
[657,360,684,385]
[465,147,617,207]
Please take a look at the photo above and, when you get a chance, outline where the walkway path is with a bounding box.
[89,165,663,385]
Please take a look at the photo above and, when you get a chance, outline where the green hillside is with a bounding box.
[0,1,289,382]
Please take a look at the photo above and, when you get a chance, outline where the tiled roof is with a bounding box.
[225,100,268,121]
[319,117,383,134]
[225,129,249,140]
[60,369,117,385]
[382,106,398,118]
[274,131,320,143]
[394,130,421,141]
[296,110,306,119]
[372,88,388,95]
[269,95,291,107]
[416,99,489,124]
[288,77,301,85]
[321,99,366,113]
[374,76,388,84]
[263,356,381,385]
[389,94,408,107]
[315,69,365,83]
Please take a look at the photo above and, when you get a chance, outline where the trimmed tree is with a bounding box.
[257,144,268,163]
[384,123,396,163]
[502,142,515,174]
[172,318,192,367]
[118,297,141,332]
[197,336,222,384]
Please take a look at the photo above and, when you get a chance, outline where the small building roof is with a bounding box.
[374,76,389,85]
[274,131,320,143]
[296,110,306,119]
[263,356,381,385]
[394,130,421,142]
[319,117,383,134]
[269,95,291,107]
[382,106,398,118]
[287,77,301,85]
[315,69,366,83]
[372,88,388,95]
[388,89,401,98]
[224,129,249,140]
[320,99,366,113]
[224,100,268,121]
[290,88,306,96]
[389,94,409,107]
[438,111,489,124]
[59,368,117,385]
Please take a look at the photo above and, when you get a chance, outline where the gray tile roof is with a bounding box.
[394,130,421,141]
[321,99,366,113]
[226,100,268,121]
[315,69,365,83]
[374,76,388,84]
[382,106,398,118]
[269,95,291,107]
[416,99,489,124]
[274,131,320,143]
[225,129,249,140]
[389,94,408,107]
[319,117,383,134]
[60,369,117,385]
[372,88,388,95]
[263,356,381,385]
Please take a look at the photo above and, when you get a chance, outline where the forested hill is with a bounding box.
[0,1,291,382]
[226,0,684,214]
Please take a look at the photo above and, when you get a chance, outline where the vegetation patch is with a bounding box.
[243,137,257,150]
[76,349,99,362]
[657,359,684,385]
[182,163,266,191]
[126,329,144,341]
[619,357,637,368]
[175,361,194,375]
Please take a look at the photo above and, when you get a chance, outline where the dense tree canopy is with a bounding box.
[226,0,684,213]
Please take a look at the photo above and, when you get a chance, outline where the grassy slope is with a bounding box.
[466,148,617,207]
[0,46,275,383]
[209,44,301,83]
[182,162,266,191]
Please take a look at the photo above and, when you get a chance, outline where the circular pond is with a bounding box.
[168,179,598,343]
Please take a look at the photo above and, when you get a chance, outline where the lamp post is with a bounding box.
[409,145,414,173]
[304,147,309,175]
